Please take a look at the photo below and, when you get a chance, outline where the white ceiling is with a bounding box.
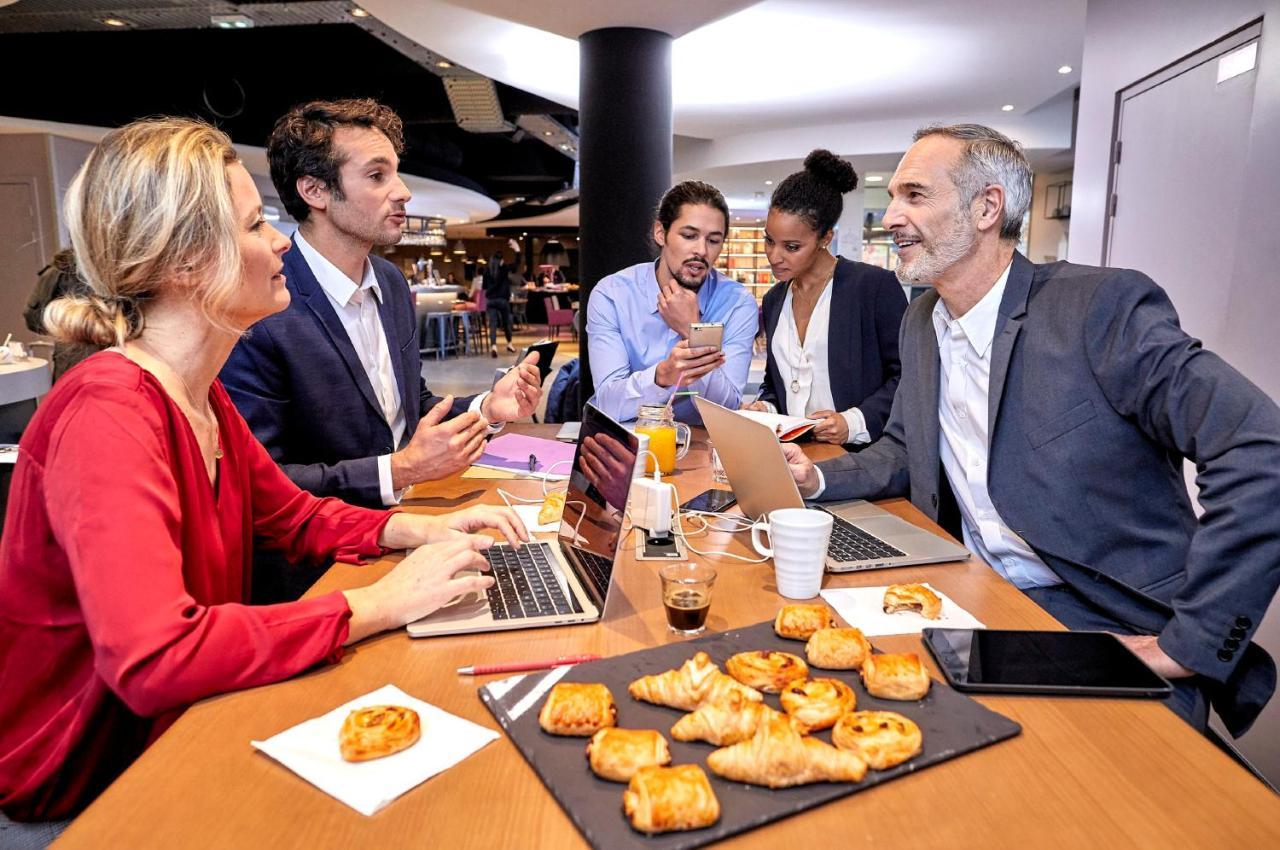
[365,0,1086,138]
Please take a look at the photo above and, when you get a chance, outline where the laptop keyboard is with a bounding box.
[817,509,906,563]
[574,548,613,601]
[483,542,576,620]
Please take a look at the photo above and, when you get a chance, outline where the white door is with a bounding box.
[1105,27,1260,352]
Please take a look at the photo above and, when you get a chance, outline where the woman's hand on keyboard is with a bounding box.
[379,505,529,549]
[343,536,495,643]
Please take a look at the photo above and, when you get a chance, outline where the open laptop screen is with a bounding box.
[558,403,636,599]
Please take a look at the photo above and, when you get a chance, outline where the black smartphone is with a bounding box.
[520,339,559,385]
[680,488,737,514]
[922,628,1174,698]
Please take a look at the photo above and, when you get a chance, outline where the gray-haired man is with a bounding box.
[782,124,1280,738]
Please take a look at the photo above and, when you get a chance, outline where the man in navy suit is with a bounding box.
[783,124,1280,736]
[222,99,541,511]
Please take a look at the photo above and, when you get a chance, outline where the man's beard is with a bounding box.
[668,257,709,291]
[894,208,977,286]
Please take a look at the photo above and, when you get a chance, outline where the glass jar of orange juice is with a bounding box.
[635,404,691,475]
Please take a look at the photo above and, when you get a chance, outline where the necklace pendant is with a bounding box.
[214,446,224,460]
[790,378,801,393]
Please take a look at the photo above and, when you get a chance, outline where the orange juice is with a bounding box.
[636,424,678,474]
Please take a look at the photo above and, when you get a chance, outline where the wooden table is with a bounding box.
[56,427,1280,848]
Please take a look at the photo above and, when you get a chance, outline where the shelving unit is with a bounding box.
[715,226,775,304]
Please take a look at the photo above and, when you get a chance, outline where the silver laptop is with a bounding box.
[696,397,969,573]
[407,404,633,637]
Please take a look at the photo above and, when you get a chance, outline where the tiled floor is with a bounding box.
[418,325,767,420]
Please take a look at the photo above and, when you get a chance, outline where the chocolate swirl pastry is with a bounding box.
[339,705,422,762]
[779,677,857,733]
[725,650,809,693]
[832,710,923,769]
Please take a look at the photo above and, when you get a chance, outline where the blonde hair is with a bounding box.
[46,117,243,347]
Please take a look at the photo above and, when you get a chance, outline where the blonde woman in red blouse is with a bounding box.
[0,118,524,832]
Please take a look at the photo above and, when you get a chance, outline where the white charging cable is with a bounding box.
[664,475,770,563]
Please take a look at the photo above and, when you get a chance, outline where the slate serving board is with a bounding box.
[479,621,1021,850]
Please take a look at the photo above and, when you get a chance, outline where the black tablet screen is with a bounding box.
[923,629,1172,696]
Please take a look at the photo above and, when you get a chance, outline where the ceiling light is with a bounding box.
[764,180,773,186]
[1058,65,1073,74]
[866,175,883,183]
[436,60,453,69]
[543,130,553,137]
[350,7,370,17]
[102,18,129,27]
[452,240,466,255]
[211,14,254,29]
[1001,104,1015,112]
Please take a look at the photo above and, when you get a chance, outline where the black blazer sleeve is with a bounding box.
[854,270,908,439]
[222,322,382,505]
[755,282,788,411]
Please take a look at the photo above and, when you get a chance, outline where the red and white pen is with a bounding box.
[457,654,601,676]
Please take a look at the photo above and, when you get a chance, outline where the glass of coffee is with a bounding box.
[659,562,717,635]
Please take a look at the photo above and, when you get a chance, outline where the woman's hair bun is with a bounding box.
[803,149,857,193]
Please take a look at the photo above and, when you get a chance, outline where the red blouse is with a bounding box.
[0,353,394,821]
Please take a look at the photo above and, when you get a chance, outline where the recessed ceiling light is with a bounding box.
[764,180,773,186]
[542,130,553,137]
[866,175,883,183]
[102,18,128,27]
[350,7,370,17]
[1001,104,1015,112]
[436,60,452,69]
[1058,65,1072,74]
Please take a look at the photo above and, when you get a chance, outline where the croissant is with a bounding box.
[538,683,617,736]
[706,714,867,788]
[586,728,672,782]
[628,651,763,711]
[725,650,809,693]
[779,677,857,733]
[670,690,787,746]
[774,603,837,640]
[623,765,722,834]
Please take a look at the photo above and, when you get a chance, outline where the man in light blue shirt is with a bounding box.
[586,181,759,423]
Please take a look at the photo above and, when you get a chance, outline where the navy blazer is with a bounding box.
[815,252,1280,735]
[757,257,906,442]
[221,240,472,506]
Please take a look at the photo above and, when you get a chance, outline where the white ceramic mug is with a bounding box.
[751,508,833,599]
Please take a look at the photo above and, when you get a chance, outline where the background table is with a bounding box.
[55,427,1280,848]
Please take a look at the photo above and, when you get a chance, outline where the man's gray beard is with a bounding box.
[894,211,977,286]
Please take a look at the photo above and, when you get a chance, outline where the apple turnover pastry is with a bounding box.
[586,728,671,782]
[623,765,721,834]
[773,603,837,640]
[725,650,809,693]
[670,690,787,746]
[339,705,421,762]
[628,652,763,711]
[882,583,942,619]
[706,714,867,788]
[861,652,931,701]
[779,677,857,733]
[805,627,872,670]
[832,710,923,769]
[538,682,617,736]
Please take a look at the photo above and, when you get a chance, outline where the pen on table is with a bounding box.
[457,654,602,676]
[528,452,538,472]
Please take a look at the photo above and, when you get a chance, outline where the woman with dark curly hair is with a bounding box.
[745,150,907,447]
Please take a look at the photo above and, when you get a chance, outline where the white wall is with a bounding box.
[1027,169,1072,263]
[1074,0,1280,784]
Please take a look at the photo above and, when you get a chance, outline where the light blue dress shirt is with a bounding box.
[586,261,759,423]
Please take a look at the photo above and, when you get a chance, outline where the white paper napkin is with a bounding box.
[512,503,560,534]
[820,583,986,636]
[251,684,499,816]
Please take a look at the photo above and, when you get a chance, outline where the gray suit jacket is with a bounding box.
[816,252,1280,735]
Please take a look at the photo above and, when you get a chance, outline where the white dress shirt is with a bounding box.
[758,279,869,444]
[294,232,492,506]
[931,261,1061,589]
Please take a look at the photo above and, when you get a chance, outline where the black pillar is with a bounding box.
[577,27,673,415]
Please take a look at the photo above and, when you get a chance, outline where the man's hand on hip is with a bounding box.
[391,396,487,488]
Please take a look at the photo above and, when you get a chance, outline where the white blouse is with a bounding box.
[761,278,870,445]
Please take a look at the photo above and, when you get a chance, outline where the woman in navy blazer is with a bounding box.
[747,150,907,447]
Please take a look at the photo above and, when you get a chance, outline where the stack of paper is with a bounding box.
[471,433,576,480]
